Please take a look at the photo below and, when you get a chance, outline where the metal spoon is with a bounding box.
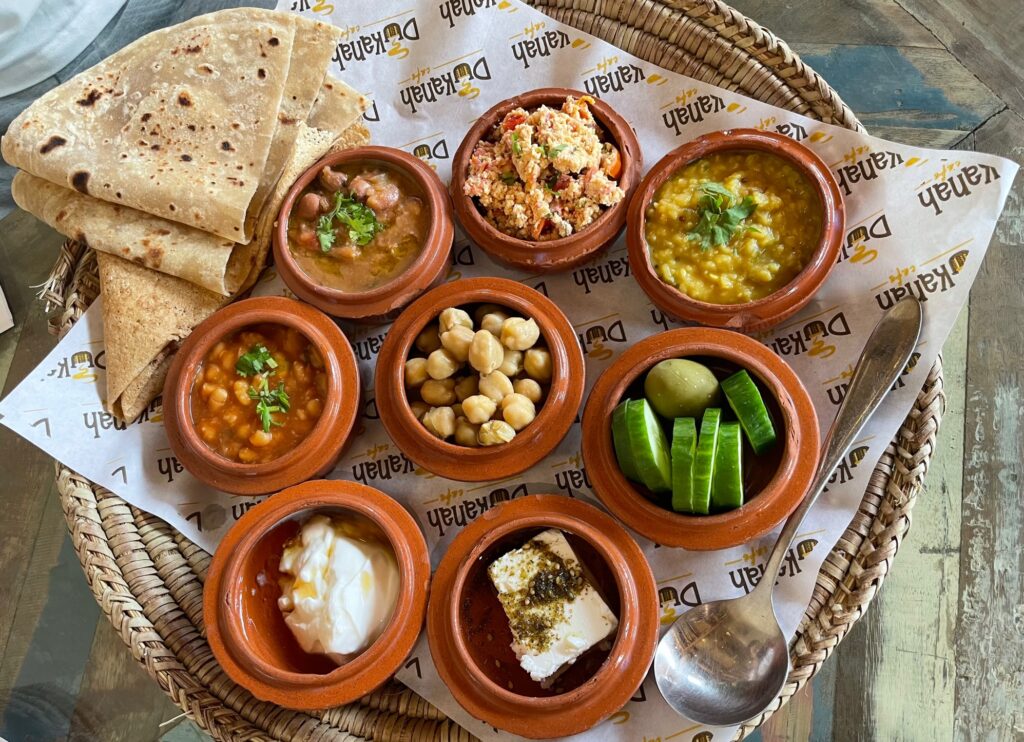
[654,296,923,726]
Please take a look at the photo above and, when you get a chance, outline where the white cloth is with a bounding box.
[0,0,126,97]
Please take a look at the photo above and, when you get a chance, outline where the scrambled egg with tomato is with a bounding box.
[464,96,625,241]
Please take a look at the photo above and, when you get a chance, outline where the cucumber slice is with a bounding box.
[625,399,672,493]
[721,370,777,454]
[670,418,697,513]
[712,422,744,511]
[611,399,640,483]
[691,408,721,515]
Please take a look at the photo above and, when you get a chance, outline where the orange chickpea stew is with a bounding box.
[286,161,430,293]
[190,324,328,464]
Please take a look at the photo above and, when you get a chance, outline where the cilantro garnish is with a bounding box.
[688,182,758,251]
[235,345,278,377]
[247,375,291,433]
[510,132,522,157]
[316,191,383,253]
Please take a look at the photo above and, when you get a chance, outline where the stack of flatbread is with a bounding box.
[1,8,370,419]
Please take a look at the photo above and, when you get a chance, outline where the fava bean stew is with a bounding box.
[287,162,429,292]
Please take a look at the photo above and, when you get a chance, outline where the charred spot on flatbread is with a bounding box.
[40,136,67,154]
[77,89,102,107]
[71,171,90,193]
[268,36,280,46]
[177,92,193,107]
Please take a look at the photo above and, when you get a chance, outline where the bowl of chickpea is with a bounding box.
[162,296,361,495]
[375,277,586,481]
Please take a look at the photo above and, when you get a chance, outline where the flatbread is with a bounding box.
[12,171,248,295]
[308,77,370,132]
[105,121,371,420]
[1,9,299,242]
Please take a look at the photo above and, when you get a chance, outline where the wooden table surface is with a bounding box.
[0,1,1020,740]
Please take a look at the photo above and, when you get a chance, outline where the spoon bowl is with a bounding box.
[654,297,924,725]
[654,592,787,726]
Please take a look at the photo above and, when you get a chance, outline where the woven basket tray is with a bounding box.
[44,1,946,739]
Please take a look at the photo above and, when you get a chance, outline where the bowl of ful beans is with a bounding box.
[163,296,361,495]
[375,277,586,481]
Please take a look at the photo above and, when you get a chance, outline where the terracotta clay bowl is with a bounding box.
[163,296,360,496]
[581,328,819,550]
[427,494,658,738]
[375,277,585,481]
[450,87,642,272]
[274,146,455,323]
[204,480,430,709]
[626,129,844,332]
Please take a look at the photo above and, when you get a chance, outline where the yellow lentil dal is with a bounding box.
[644,150,822,304]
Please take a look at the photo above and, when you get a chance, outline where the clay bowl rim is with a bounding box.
[427,494,658,737]
[626,128,845,329]
[273,145,455,314]
[374,277,585,481]
[450,86,642,270]
[162,296,360,494]
[581,327,820,550]
[204,479,431,709]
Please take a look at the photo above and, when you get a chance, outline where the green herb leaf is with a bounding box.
[510,132,522,157]
[687,182,757,251]
[316,191,383,253]
[247,376,291,433]
[500,172,518,185]
[543,143,568,159]
[235,345,277,377]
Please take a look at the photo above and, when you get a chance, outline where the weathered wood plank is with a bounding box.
[792,44,1004,140]
[727,0,943,48]
[955,108,1024,742]
[895,0,1024,116]
[67,620,179,742]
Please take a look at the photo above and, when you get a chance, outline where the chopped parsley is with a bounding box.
[247,375,291,433]
[510,132,522,157]
[316,191,383,253]
[235,345,278,377]
[542,143,568,159]
[688,181,758,251]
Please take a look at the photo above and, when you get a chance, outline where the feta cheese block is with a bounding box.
[487,528,619,684]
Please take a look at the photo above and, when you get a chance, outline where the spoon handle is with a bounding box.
[755,297,924,601]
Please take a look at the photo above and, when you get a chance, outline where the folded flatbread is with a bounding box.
[1,9,338,243]
[104,121,371,420]
[9,77,366,296]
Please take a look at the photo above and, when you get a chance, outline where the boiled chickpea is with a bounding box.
[463,394,497,424]
[453,374,479,401]
[233,380,251,405]
[480,310,510,336]
[421,378,456,406]
[474,303,507,326]
[454,417,480,447]
[478,420,516,446]
[206,364,224,383]
[207,386,229,411]
[422,406,456,439]
[250,429,273,447]
[498,348,523,377]
[440,325,475,362]
[238,447,258,463]
[200,382,218,399]
[439,307,473,333]
[426,348,460,380]
[478,371,514,403]
[415,325,442,353]
[451,402,464,419]
[306,398,322,417]
[410,401,430,420]
[404,357,429,388]
[500,317,540,351]
[513,378,543,404]
[469,330,504,374]
[524,347,553,382]
[501,394,536,431]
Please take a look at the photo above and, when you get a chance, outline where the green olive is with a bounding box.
[643,359,720,419]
